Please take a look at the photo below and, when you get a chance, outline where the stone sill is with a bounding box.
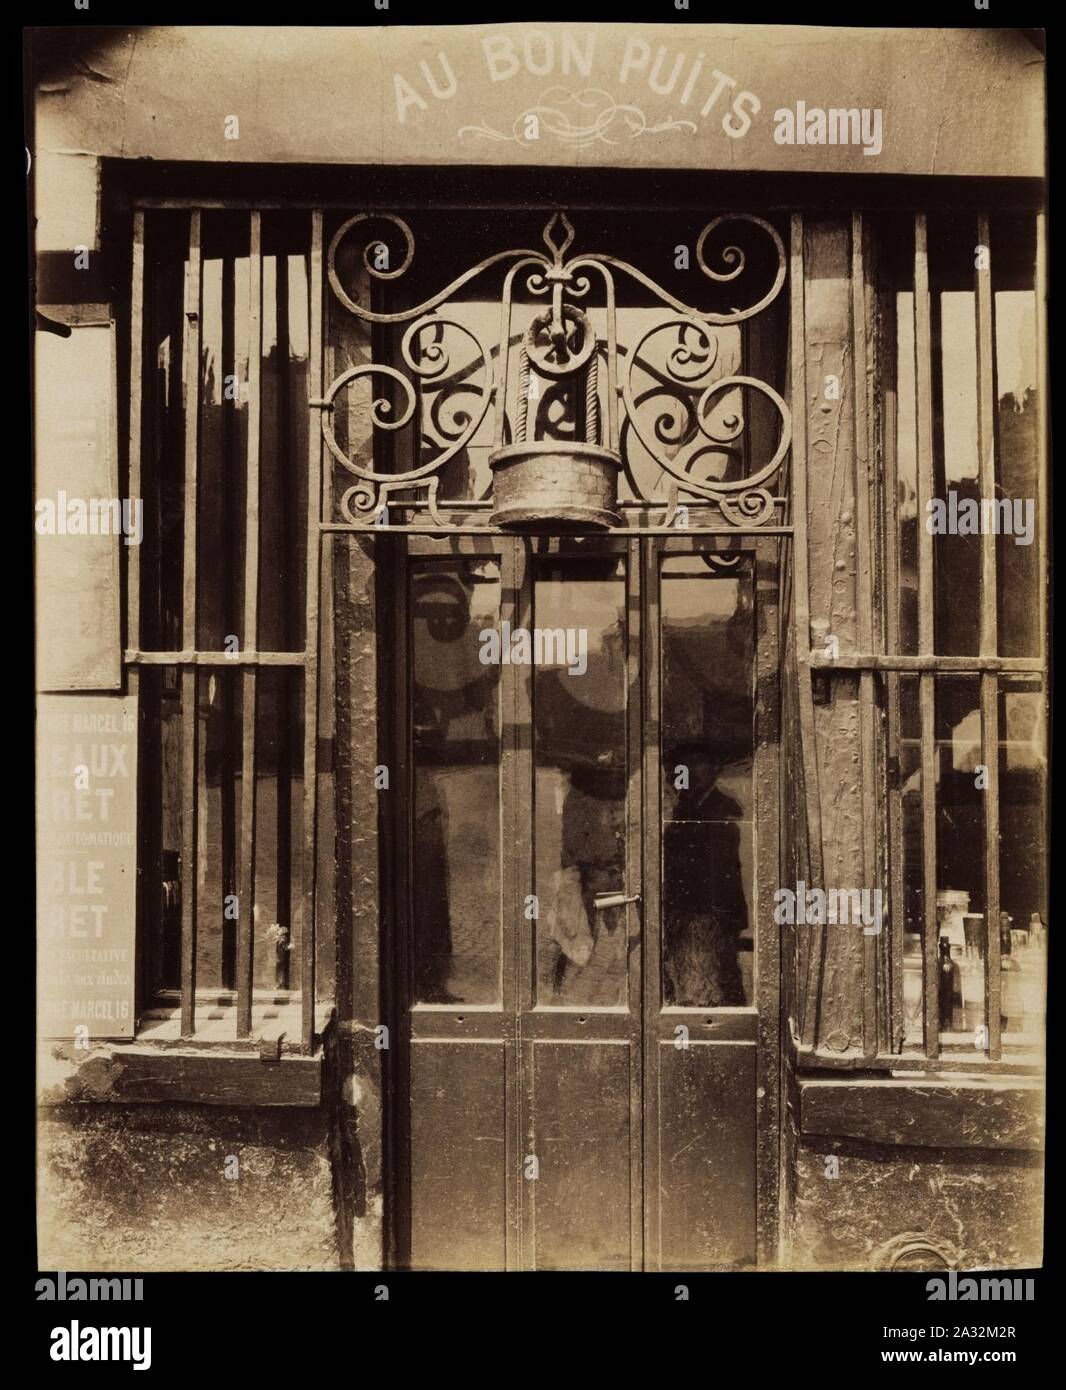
[793,1037,1044,1078]
[797,1073,1045,1151]
[38,1037,325,1109]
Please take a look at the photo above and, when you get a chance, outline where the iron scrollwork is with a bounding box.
[315,209,791,529]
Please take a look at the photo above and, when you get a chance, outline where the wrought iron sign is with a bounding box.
[315,210,791,533]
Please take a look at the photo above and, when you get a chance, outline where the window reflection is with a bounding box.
[934,676,985,1036]
[898,676,924,1046]
[895,288,919,656]
[994,287,1041,658]
[998,682,1047,1038]
[660,555,754,1007]
[410,559,501,1004]
[932,287,982,656]
[534,556,629,1007]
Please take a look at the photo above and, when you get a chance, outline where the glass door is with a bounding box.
[390,532,778,1271]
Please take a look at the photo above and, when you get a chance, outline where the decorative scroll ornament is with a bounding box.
[458,88,698,150]
[316,209,790,529]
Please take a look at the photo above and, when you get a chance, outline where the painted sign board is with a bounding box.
[35,24,1044,181]
[36,693,138,1040]
[34,324,123,691]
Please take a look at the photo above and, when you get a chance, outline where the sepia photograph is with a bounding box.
[29,6,1051,1363]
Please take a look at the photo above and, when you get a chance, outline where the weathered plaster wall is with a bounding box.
[783,1075,1045,1271]
[38,1102,338,1273]
[789,1139,1043,1272]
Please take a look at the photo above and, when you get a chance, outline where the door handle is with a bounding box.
[593,891,641,911]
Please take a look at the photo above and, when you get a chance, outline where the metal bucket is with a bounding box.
[488,441,622,531]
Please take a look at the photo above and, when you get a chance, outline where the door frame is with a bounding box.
[382,529,782,1270]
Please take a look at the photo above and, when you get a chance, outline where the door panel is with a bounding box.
[657,1040,757,1270]
[409,1040,507,1271]
[527,1040,633,1271]
[393,532,778,1271]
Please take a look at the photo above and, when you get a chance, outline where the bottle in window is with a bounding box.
[938,935,963,1033]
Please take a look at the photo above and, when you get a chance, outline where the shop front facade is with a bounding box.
[34,23,1047,1272]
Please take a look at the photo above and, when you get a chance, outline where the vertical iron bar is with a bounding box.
[128,212,145,652]
[1035,214,1048,670]
[513,537,534,1269]
[301,210,324,1051]
[851,214,879,1058]
[914,215,939,1060]
[885,271,905,1051]
[980,675,1001,1058]
[975,214,1001,1058]
[791,214,824,1047]
[640,537,662,1268]
[754,539,783,1265]
[624,536,643,1272]
[127,213,146,1017]
[237,211,262,1038]
[180,210,202,1038]
[500,536,521,1272]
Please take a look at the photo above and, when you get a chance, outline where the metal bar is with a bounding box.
[851,214,879,1059]
[300,210,324,1052]
[125,212,147,1026]
[500,536,522,1273]
[809,653,1043,673]
[981,674,1001,1059]
[237,212,262,1038]
[513,537,533,1270]
[976,214,998,659]
[1035,214,1048,665]
[791,214,825,1047]
[914,215,935,660]
[318,523,795,537]
[886,675,905,1051]
[243,212,263,652]
[130,185,1048,213]
[316,497,789,513]
[388,532,412,1269]
[624,536,643,1273]
[155,987,300,1004]
[128,211,145,652]
[920,672,939,1060]
[754,539,782,1266]
[181,212,202,653]
[179,211,202,1039]
[640,537,663,1269]
[124,649,306,666]
[885,275,904,1051]
[914,215,939,1060]
[383,530,408,1273]
[974,214,1000,1061]
[602,267,619,451]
